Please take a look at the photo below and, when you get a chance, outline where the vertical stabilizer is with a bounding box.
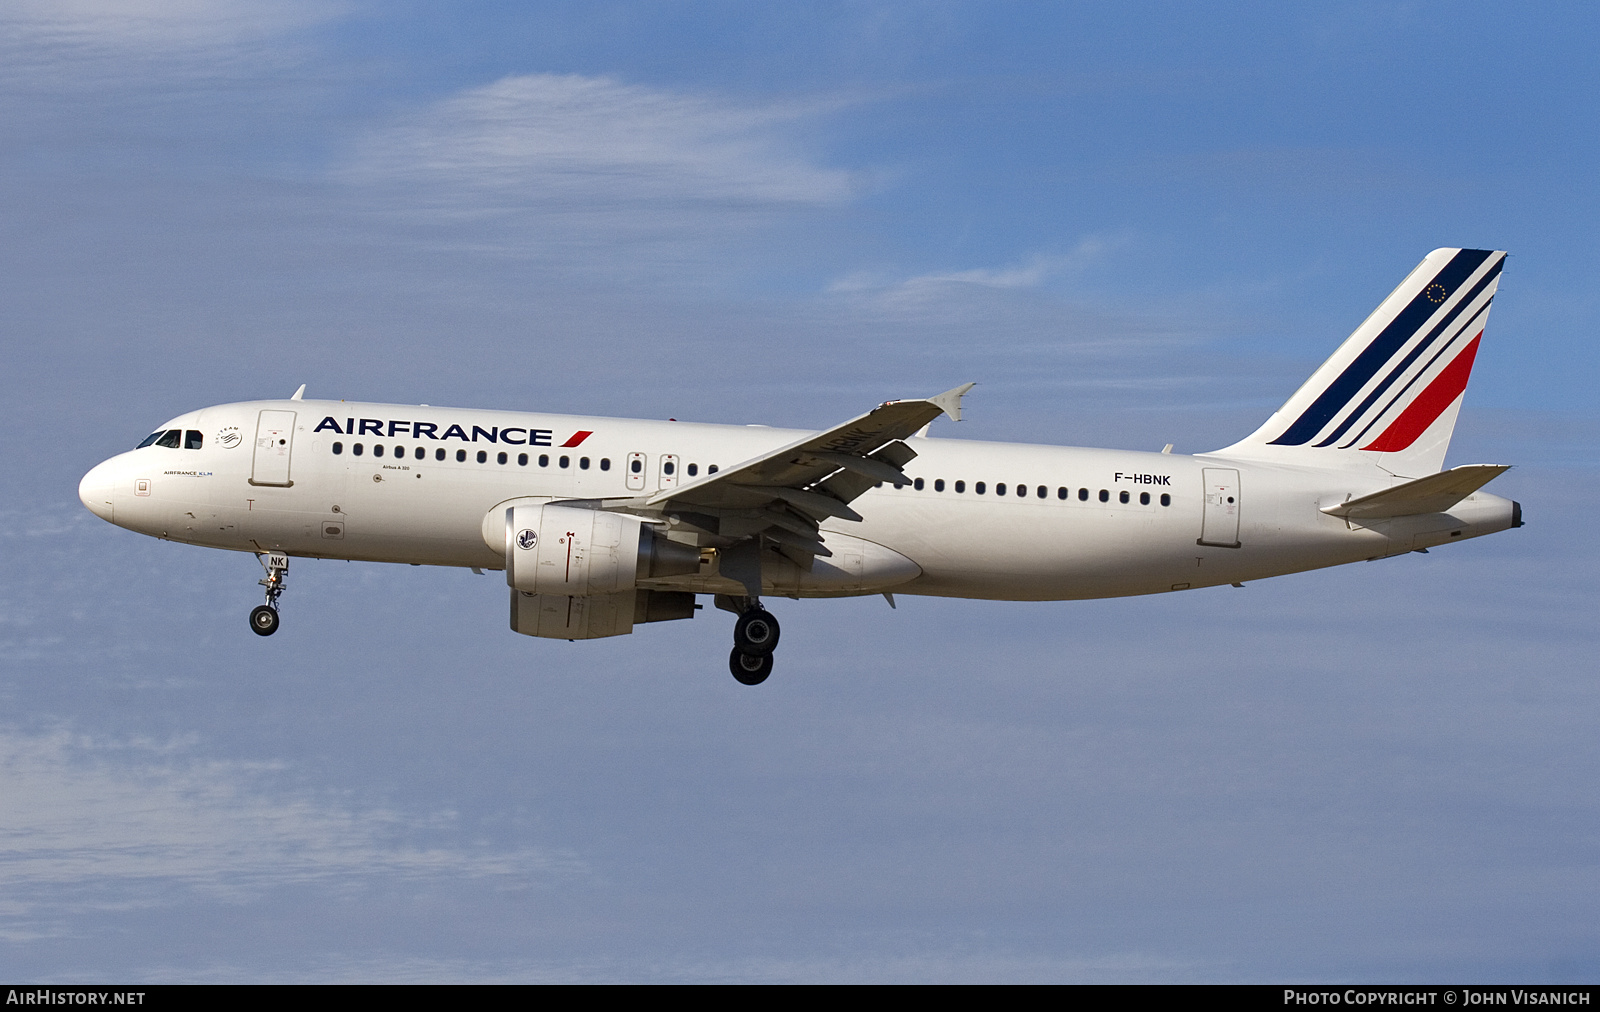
[1215,248,1505,476]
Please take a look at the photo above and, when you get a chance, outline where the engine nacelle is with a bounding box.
[505,503,639,596]
[500,503,702,641]
[502,503,702,596]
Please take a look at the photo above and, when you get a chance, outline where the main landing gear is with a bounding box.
[721,597,780,685]
[249,551,288,637]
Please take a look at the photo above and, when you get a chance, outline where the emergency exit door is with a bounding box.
[658,453,680,490]
[1198,467,1241,548]
[250,410,297,487]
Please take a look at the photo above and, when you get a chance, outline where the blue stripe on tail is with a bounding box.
[1313,259,1502,447]
[1268,248,1493,446]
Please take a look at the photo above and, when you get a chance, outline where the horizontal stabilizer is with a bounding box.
[1322,464,1510,519]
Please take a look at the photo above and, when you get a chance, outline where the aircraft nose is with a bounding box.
[79,459,117,523]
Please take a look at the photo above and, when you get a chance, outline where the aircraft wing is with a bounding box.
[640,383,974,558]
[1322,463,1510,520]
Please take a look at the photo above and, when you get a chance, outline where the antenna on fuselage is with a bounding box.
[290,384,306,401]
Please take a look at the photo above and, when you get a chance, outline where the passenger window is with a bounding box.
[976,482,986,495]
[580,457,590,470]
[1037,485,1047,499]
[601,458,612,471]
[996,483,1006,496]
[393,445,404,457]
[374,445,384,458]
[559,456,570,468]
[1099,489,1109,502]
[1140,491,1150,505]
[415,446,425,460]
[518,453,528,466]
[332,442,343,455]
[1119,491,1130,504]
[687,463,698,477]
[1160,493,1171,507]
[497,451,508,464]
[353,443,364,456]
[934,479,945,492]
[539,454,549,467]
[155,430,181,448]
[708,465,719,474]
[954,480,965,493]
[630,458,642,474]
[456,449,466,462]
[913,478,924,490]
[663,460,674,475]
[435,448,445,461]
[477,450,488,463]
[1078,488,1088,501]
[1057,487,1067,500]
[137,431,163,448]
[185,430,203,449]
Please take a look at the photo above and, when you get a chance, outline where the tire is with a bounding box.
[249,605,280,637]
[729,647,773,685]
[733,609,780,655]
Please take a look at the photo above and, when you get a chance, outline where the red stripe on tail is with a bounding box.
[1361,334,1481,453]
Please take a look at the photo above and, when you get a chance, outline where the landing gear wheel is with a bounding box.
[733,609,780,655]
[729,647,773,685]
[249,605,280,637]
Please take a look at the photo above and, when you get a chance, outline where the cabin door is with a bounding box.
[1198,467,1241,548]
[250,410,297,487]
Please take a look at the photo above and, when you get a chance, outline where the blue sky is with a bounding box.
[2,1,1596,982]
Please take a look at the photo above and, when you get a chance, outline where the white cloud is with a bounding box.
[0,0,336,86]
[341,74,856,226]
[0,728,582,939]
[809,239,1205,358]
[828,239,1110,300]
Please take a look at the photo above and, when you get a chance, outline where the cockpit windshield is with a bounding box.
[137,428,203,449]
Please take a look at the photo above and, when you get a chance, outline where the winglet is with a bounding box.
[290,384,306,401]
[927,382,976,422]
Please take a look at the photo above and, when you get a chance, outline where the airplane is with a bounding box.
[79,248,1521,685]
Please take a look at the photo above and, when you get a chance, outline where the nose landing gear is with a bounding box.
[719,596,780,685]
[249,552,288,637]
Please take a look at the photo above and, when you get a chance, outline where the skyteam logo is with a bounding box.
[216,426,242,449]
[516,529,538,551]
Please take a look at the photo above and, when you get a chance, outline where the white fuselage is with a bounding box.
[79,398,1519,602]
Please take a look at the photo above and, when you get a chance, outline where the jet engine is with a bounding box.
[501,503,701,640]
[502,503,700,595]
